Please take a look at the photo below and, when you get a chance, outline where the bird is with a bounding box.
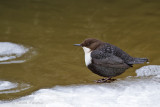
[74,38,148,83]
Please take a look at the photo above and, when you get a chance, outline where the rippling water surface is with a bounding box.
[0,0,160,106]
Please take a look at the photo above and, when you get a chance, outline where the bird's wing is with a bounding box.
[102,43,148,65]
[91,50,129,68]
[96,43,134,65]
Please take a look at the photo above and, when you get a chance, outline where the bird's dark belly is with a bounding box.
[87,64,129,78]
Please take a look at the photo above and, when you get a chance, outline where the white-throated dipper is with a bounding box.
[74,38,148,83]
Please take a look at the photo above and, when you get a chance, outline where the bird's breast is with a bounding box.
[82,47,92,66]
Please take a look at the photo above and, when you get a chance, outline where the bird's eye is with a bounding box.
[87,43,90,46]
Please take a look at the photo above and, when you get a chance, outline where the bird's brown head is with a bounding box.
[74,38,103,51]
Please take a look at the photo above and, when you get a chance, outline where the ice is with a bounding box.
[0,81,17,91]
[1,65,160,107]
[0,60,25,64]
[0,81,31,94]
[136,65,160,77]
[2,78,160,107]
[0,42,28,56]
[0,42,34,64]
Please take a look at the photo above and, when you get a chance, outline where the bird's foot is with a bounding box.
[95,78,116,83]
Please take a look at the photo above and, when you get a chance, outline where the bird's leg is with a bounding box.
[107,77,116,82]
[95,77,116,83]
[95,78,107,83]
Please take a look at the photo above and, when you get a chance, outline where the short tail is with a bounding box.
[128,58,149,64]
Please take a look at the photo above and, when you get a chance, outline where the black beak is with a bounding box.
[73,44,81,46]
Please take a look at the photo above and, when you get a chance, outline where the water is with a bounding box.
[0,0,160,106]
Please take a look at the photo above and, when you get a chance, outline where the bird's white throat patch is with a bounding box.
[82,47,92,66]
